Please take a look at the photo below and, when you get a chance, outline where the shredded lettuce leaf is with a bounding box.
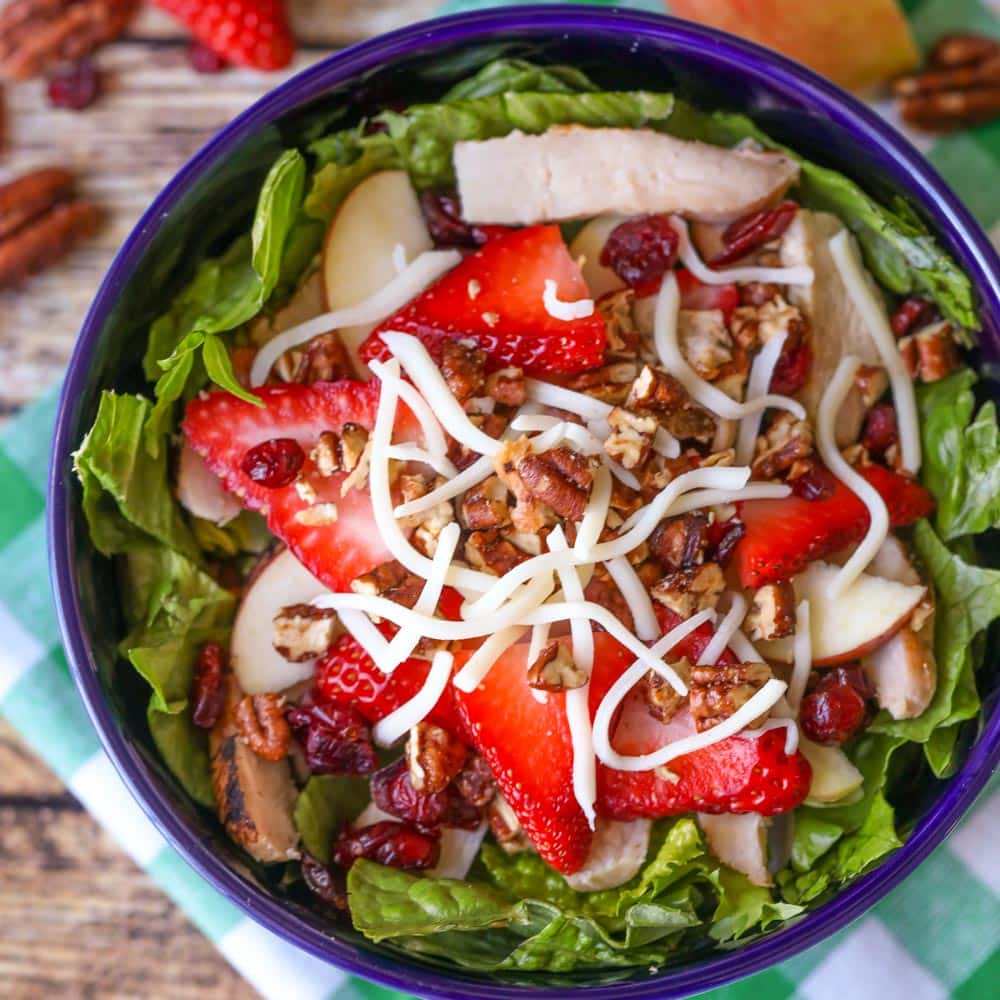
[293,776,370,865]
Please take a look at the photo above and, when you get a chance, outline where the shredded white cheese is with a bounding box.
[787,599,812,713]
[667,482,791,516]
[385,443,457,479]
[451,626,529,693]
[734,331,789,466]
[372,649,454,747]
[574,464,613,558]
[391,242,408,275]
[543,279,595,321]
[337,608,397,675]
[548,527,594,676]
[603,556,660,642]
[527,622,551,665]
[671,214,814,287]
[727,628,765,665]
[743,716,800,756]
[368,358,451,462]
[250,250,461,386]
[566,685,597,829]
[828,229,920,473]
[394,456,493,520]
[816,355,890,597]
[524,379,613,423]
[698,593,747,666]
[461,549,587,619]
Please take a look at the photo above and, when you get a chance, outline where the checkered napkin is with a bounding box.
[2,2,999,998]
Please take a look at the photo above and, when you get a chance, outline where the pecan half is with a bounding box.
[442,339,486,402]
[464,528,531,576]
[689,662,772,732]
[294,333,353,384]
[514,446,593,522]
[527,640,588,692]
[272,603,337,662]
[604,406,657,470]
[651,563,725,618]
[899,320,960,382]
[752,412,814,481]
[729,295,807,353]
[235,693,291,761]
[406,722,467,795]
[743,583,797,642]
[627,366,716,444]
[310,424,369,478]
[649,513,709,571]
[351,560,424,611]
[563,361,640,406]
[484,366,526,406]
[461,475,510,529]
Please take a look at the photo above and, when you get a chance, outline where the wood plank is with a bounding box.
[0,718,68,798]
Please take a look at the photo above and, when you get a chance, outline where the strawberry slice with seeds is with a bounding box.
[676,268,739,319]
[361,225,607,377]
[182,380,418,592]
[733,464,935,589]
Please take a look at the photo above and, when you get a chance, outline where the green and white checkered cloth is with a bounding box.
[2,1,998,997]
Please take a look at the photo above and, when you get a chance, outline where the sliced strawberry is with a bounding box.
[676,268,739,320]
[733,464,935,589]
[452,634,634,874]
[360,226,607,377]
[182,380,418,592]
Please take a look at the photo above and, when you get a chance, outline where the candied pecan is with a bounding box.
[689,662,772,732]
[451,412,508,471]
[649,513,709,571]
[493,438,550,534]
[301,854,348,909]
[191,641,226,729]
[627,365,716,444]
[899,321,960,382]
[752,413,814,480]
[928,33,999,68]
[488,793,532,853]
[464,527,531,575]
[514,446,593,522]
[609,476,644,517]
[286,701,377,775]
[351,560,424,611]
[484,366,526,406]
[461,476,510,529]
[455,754,496,808]
[293,333,353,384]
[729,295,808,353]
[441,339,486,402]
[598,288,640,354]
[604,406,657,470]
[739,282,780,307]
[372,757,482,833]
[855,364,889,408]
[272,603,337,662]
[407,722,467,795]
[744,582,797,642]
[679,309,733,379]
[527,640,588,692]
[651,562,725,619]
[642,663,689,723]
[235,694,291,761]
[407,479,456,558]
[584,566,635,633]
[334,820,439,871]
[563,361,639,405]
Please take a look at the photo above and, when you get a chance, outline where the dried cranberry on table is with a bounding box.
[286,700,377,775]
[890,297,937,338]
[862,402,899,457]
[800,665,874,745]
[187,42,228,74]
[333,820,439,871]
[710,201,798,268]
[600,215,679,292]
[769,339,811,395]
[239,437,304,488]
[47,59,100,111]
[371,757,482,833]
[190,641,226,729]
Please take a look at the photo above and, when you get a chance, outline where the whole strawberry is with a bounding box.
[155,0,295,71]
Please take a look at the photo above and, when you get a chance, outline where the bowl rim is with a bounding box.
[48,6,1000,999]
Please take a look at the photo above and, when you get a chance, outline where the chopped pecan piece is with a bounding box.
[729,295,808,352]
[563,362,640,406]
[351,560,424,611]
[854,364,889,408]
[493,437,550,533]
[649,513,709,571]
[293,333,353,384]
[454,754,496,807]
[235,693,292,761]
[650,562,726,618]
[488,793,532,853]
[272,603,337,662]
[679,309,733,379]
[752,413,814,480]
[627,365,716,444]
[598,288,639,353]
[743,583,797,642]
[527,640,588,692]
[441,339,486,402]
[642,662,690,723]
[406,722,468,795]
[604,406,657,470]
[309,424,369,478]
[451,411,508,471]
[583,566,635,633]
[460,476,510,529]
[688,662,772,732]
[484,366,526,406]
[407,478,456,558]
[464,528,531,576]
[514,446,593,522]
[899,320,960,382]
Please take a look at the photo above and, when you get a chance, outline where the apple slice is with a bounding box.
[175,442,241,526]
[568,214,627,299]
[321,170,432,368]
[699,812,771,887]
[231,546,330,695]
[758,561,926,666]
[799,739,864,805]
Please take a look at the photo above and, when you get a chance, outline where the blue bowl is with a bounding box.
[48,7,1000,998]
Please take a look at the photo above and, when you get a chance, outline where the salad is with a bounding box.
[74,59,1000,975]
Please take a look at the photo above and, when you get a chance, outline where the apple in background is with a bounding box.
[321,170,432,369]
[799,739,864,805]
[666,0,919,92]
[758,561,926,666]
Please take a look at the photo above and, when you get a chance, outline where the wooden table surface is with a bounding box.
[0,4,431,996]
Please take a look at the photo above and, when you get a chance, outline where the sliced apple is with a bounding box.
[175,442,241,526]
[321,170,432,368]
[758,561,926,666]
[564,818,651,892]
[799,739,864,805]
[568,214,627,299]
[455,126,799,225]
[699,812,771,887]
[231,547,330,695]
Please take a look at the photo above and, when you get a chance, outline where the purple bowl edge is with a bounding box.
[47,6,1000,999]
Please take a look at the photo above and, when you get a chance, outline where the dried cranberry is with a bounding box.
[862,403,899,457]
[600,215,679,291]
[890,297,936,339]
[820,664,875,701]
[419,190,506,248]
[287,701,377,775]
[800,674,868,746]
[187,42,228,74]
[191,642,226,729]
[371,757,482,833]
[711,201,798,268]
[333,820,439,870]
[707,518,746,568]
[47,59,100,111]
[770,340,812,395]
[240,437,304,488]
[301,854,347,908]
[791,463,838,501]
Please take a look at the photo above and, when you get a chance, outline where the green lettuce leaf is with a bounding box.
[917,369,1000,539]
[293,776,370,864]
[147,705,215,808]
[304,128,400,222]
[442,58,596,100]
